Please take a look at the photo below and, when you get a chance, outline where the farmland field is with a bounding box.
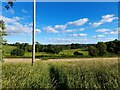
[2,45,16,56]
[2,58,119,89]
[3,45,89,59]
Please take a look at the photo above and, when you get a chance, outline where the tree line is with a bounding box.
[88,39,120,57]
[6,42,93,54]
[4,39,120,57]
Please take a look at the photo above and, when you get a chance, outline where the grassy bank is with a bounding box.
[2,58,119,89]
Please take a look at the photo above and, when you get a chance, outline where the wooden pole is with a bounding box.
[32,0,36,66]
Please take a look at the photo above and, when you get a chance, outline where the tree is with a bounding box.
[35,42,41,52]
[14,42,20,47]
[4,0,15,10]
[24,43,30,52]
[74,51,83,56]
[88,46,98,57]
[96,42,107,56]
[113,39,120,54]
[11,48,25,56]
[106,41,115,53]
[0,20,7,43]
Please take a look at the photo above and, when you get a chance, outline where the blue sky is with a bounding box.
[1,2,119,44]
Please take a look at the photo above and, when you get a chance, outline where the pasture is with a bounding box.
[2,58,119,89]
[3,45,89,59]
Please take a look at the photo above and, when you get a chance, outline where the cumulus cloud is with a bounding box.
[96,28,110,33]
[69,33,87,37]
[0,15,41,35]
[43,26,59,33]
[36,29,41,33]
[54,24,66,30]
[67,18,88,26]
[48,38,89,43]
[12,17,21,21]
[79,28,85,31]
[62,29,73,33]
[43,18,88,33]
[104,28,119,35]
[91,14,118,27]
[96,28,119,35]
[93,35,104,38]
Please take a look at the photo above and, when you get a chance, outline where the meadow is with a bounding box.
[2,58,119,89]
[3,45,89,59]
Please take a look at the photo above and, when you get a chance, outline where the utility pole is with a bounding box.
[32,0,36,66]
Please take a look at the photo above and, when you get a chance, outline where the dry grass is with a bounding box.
[4,57,118,63]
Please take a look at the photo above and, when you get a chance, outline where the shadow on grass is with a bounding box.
[49,66,68,89]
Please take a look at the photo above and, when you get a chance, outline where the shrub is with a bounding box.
[88,46,98,57]
[74,51,83,56]
[11,48,25,56]
[96,42,107,56]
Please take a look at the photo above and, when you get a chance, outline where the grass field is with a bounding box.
[2,45,16,56]
[60,49,88,56]
[3,45,89,59]
[2,58,119,89]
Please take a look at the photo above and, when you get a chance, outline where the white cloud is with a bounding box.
[91,14,118,27]
[43,26,59,33]
[93,35,104,38]
[104,28,119,35]
[0,15,41,35]
[48,38,89,43]
[0,15,16,24]
[12,17,21,21]
[43,18,88,33]
[27,22,33,27]
[67,18,88,26]
[54,24,66,30]
[62,29,73,33]
[22,9,28,13]
[96,28,110,33]
[96,28,119,35]
[70,33,87,37]
[36,29,41,33]
[79,28,85,31]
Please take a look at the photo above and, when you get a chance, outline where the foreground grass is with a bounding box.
[2,59,119,89]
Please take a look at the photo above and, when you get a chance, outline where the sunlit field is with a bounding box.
[2,58,119,89]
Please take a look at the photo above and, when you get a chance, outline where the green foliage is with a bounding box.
[96,42,107,56]
[2,45,16,56]
[2,63,52,88]
[88,46,98,57]
[2,59,119,89]
[3,39,120,58]
[74,51,83,56]
[106,39,120,54]
[0,20,7,61]
[11,48,25,56]
[60,49,88,56]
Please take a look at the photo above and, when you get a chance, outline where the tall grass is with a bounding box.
[2,59,119,89]
[2,63,52,88]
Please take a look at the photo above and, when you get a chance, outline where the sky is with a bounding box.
[1,2,119,44]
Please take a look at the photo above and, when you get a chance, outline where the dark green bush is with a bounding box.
[88,46,98,57]
[11,48,25,56]
[74,51,83,56]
